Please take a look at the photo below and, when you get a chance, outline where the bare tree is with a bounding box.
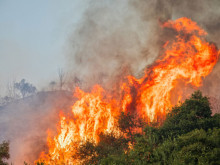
[0,81,16,106]
[6,79,17,99]
[65,75,81,91]
[58,68,65,90]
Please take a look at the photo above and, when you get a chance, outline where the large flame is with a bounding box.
[36,17,219,164]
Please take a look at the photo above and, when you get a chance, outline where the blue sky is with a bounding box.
[0,0,88,94]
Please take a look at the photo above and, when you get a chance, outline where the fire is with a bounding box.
[125,17,219,122]
[37,85,119,164]
[36,17,219,164]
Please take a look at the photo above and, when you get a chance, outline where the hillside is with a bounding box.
[0,91,73,164]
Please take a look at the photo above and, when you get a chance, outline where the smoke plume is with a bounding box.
[66,0,220,96]
[1,0,220,164]
[0,91,73,164]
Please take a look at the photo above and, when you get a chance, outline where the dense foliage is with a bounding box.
[75,91,220,165]
[0,141,9,165]
[25,91,220,164]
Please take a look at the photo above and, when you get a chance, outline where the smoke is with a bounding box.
[66,0,158,89]
[66,0,220,96]
[1,0,220,164]
[0,91,73,164]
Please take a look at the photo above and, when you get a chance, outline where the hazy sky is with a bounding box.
[0,0,88,95]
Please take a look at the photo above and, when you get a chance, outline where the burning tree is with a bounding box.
[35,17,219,164]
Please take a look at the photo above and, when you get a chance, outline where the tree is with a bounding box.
[118,111,145,144]
[0,80,19,106]
[14,79,37,98]
[35,91,219,164]
[58,68,65,90]
[151,128,220,165]
[73,133,128,165]
[6,80,18,100]
[157,90,214,140]
[100,91,220,164]
[65,76,81,91]
[74,112,145,165]
[0,141,9,165]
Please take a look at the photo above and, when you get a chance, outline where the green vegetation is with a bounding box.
[0,141,9,165]
[8,90,220,164]
[76,91,220,164]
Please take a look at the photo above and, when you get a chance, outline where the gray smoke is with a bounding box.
[66,0,158,89]
[1,0,220,164]
[0,91,73,164]
[66,0,220,96]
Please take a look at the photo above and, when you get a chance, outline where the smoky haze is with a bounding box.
[0,0,220,164]
[66,0,220,96]
[0,91,73,164]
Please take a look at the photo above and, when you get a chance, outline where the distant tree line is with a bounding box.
[0,79,37,106]
[0,68,83,107]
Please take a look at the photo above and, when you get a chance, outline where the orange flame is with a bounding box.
[36,17,219,164]
[37,85,119,164]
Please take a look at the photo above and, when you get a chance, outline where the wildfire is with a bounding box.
[37,85,119,164]
[36,17,219,164]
